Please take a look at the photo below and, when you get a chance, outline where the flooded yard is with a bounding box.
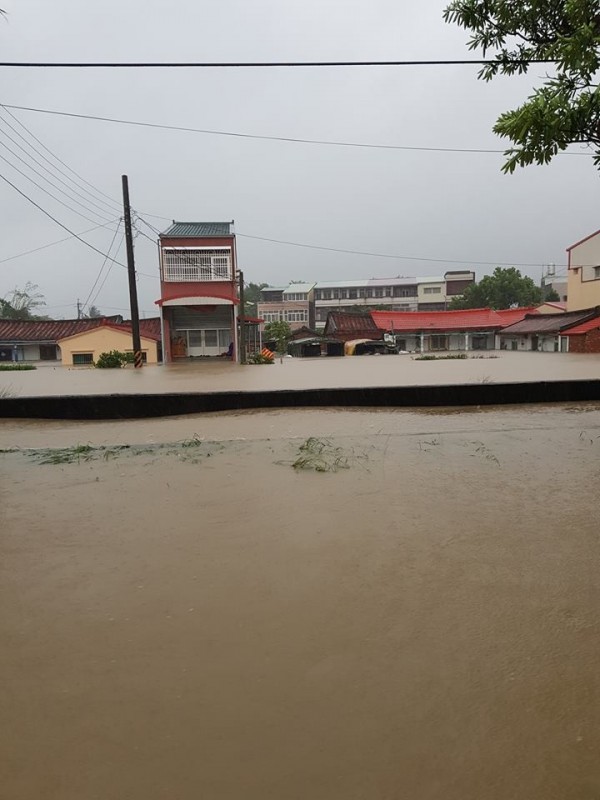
[1,405,599,799]
[1,350,600,397]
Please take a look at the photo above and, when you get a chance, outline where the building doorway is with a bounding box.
[184,329,231,357]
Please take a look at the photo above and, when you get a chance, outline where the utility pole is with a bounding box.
[76,298,82,319]
[122,175,143,368]
[238,269,246,364]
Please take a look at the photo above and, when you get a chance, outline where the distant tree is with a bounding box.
[543,286,561,302]
[1,283,47,319]
[86,305,103,318]
[443,0,600,172]
[244,282,268,317]
[264,320,292,354]
[449,267,542,309]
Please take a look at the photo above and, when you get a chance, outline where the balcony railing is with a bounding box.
[162,249,232,282]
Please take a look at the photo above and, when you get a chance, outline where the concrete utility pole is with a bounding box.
[238,269,246,364]
[121,175,143,368]
[76,299,82,319]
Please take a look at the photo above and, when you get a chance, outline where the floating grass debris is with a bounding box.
[290,436,370,473]
[0,363,36,371]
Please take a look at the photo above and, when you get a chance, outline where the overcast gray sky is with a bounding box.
[0,0,598,318]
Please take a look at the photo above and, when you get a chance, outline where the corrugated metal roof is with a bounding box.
[500,309,598,335]
[324,311,381,337]
[563,317,600,335]
[371,307,531,333]
[283,283,315,293]
[161,222,233,238]
[314,276,436,289]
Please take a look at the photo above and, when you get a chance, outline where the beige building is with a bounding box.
[58,324,159,366]
[567,228,600,311]
[257,283,316,331]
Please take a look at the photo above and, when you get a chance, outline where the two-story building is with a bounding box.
[313,271,475,324]
[567,228,600,311]
[156,221,239,362]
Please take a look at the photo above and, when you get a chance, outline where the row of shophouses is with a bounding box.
[3,220,600,363]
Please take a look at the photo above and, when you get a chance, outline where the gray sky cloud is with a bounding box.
[0,0,596,317]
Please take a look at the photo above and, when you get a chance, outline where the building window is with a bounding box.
[430,335,449,351]
[72,352,94,365]
[424,287,442,295]
[39,344,57,360]
[285,293,307,301]
[162,248,232,282]
[595,266,600,279]
[374,288,384,298]
[263,312,282,323]
[284,310,308,323]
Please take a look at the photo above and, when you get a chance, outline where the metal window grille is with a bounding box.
[72,353,94,365]
[162,249,232,282]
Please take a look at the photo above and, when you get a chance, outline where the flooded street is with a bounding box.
[1,350,600,397]
[1,406,599,799]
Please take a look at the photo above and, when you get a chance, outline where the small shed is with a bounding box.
[58,323,160,366]
[287,336,345,358]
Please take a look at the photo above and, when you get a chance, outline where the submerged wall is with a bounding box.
[1,380,600,419]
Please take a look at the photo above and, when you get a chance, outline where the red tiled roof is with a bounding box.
[325,311,380,334]
[0,316,163,344]
[0,316,122,343]
[562,317,600,336]
[371,307,537,333]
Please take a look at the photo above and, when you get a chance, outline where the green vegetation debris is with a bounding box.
[0,364,36,371]
[291,436,367,473]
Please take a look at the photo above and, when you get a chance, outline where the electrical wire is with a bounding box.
[0,58,556,68]
[0,149,114,225]
[87,230,127,311]
[0,135,115,222]
[1,105,171,221]
[2,102,591,157]
[81,219,122,313]
[133,211,572,271]
[0,107,122,216]
[0,169,155,277]
[235,232,570,269]
[0,220,119,264]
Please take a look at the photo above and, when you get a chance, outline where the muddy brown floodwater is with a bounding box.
[1,406,600,800]
[1,350,600,397]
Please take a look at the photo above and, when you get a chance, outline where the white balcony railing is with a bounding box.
[162,249,232,282]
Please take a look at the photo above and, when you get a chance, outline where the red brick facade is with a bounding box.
[568,328,600,353]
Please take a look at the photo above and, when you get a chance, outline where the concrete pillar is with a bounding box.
[233,304,240,363]
[420,332,425,353]
[464,332,470,351]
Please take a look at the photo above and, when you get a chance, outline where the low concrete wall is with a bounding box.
[1,380,600,419]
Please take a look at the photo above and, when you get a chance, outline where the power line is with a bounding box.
[132,210,571,273]
[0,105,169,220]
[0,58,556,69]
[0,170,155,277]
[81,219,122,313]
[2,102,591,157]
[0,134,115,222]
[0,106,122,216]
[235,231,569,269]
[87,232,126,311]
[0,149,112,225]
[0,220,119,263]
